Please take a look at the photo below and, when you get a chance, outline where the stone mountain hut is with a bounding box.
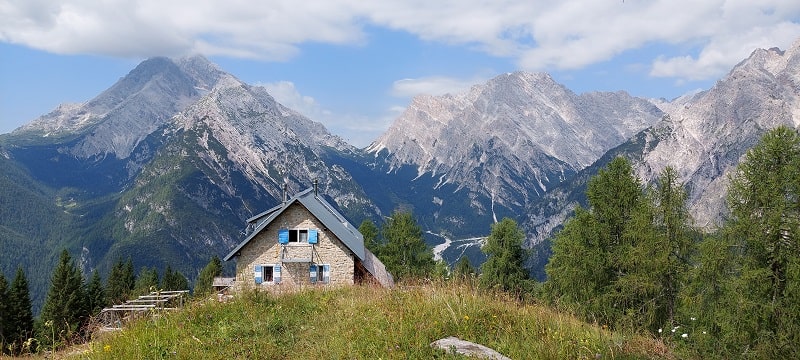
[222,187,394,290]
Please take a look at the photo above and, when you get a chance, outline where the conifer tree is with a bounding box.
[453,256,476,280]
[359,219,382,255]
[162,265,189,291]
[133,267,160,295]
[106,258,135,304]
[0,271,8,351]
[39,250,86,349]
[545,157,646,325]
[479,218,529,294]
[123,258,136,293]
[380,210,435,280]
[7,267,34,353]
[614,167,693,332]
[195,256,222,296]
[689,126,800,357]
[85,270,106,315]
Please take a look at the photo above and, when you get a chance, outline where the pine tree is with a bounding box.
[6,267,34,353]
[612,167,694,332]
[380,210,435,280]
[453,256,476,280]
[39,250,86,349]
[359,219,382,255]
[195,256,222,296]
[85,270,107,315]
[479,218,529,294]
[123,258,136,294]
[0,271,8,351]
[106,258,135,304]
[162,265,189,291]
[133,267,160,295]
[545,157,646,326]
[691,126,800,357]
[649,167,693,326]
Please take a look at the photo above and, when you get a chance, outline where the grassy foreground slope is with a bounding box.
[81,283,671,359]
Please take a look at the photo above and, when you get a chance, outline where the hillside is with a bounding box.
[1,40,799,314]
[78,284,671,359]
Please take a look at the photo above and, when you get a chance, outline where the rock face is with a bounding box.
[14,56,226,159]
[368,72,663,214]
[637,40,800,228]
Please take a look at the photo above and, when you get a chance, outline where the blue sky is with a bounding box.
[2,1,799,147]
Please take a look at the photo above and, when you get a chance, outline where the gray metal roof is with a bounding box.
[223,188,366,262]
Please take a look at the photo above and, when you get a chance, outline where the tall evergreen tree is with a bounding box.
[0,271,8,351]
[123,258,136,293]
[195,256,222,296]
[85,270,107,315]
[380,210,435,280]
[649,167,693,325]
[6,267,34,353]
[614,167,693,332]
[545,157,646,326]
[133,267,160,295]
[39,250,86,349]
[479,218,529,294]
[453,256,476,280]
[162,265,189,291]
[106,258,135,304]
[689,126,800,358]
[359,219,382,255]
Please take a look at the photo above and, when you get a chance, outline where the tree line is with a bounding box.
[543,126,800,358]
[360,126,799,358]
[0,251,223,355]
[359,202,531,294]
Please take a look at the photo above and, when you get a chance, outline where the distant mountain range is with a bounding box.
[2,38,798,312]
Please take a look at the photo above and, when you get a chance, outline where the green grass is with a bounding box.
[75,282,672,359]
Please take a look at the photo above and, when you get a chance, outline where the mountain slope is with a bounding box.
[0,56,375,312]
[639,40,800,228]
[524,39,800,249]
[361,72,663,250]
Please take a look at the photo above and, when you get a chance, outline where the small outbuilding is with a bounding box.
[223,187,393,290]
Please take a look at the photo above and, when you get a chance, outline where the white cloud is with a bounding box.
[391,76,486,98]
[259,81,390,147]
[650,22,800,80]
[2,0,798,82]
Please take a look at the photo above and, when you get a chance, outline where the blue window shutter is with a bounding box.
[254,265,263,284]
[309,264,317,284]
[308,229,318,244]
[274,265,281,284]
[278,229,289,244]
[323,264,330,284]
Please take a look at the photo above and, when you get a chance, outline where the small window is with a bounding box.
[255,264,280,284]
[263,266,274,282]
[289,229,309,243]
[310,264,330,284]
[315,264,324,282]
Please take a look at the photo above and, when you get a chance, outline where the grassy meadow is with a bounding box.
[64,282,672,359]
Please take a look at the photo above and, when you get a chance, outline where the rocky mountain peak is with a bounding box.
[10,56,239,159]
[368,71,663,216]
[640,40,800,228]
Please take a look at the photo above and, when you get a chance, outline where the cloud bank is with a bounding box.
[2,0,799,83]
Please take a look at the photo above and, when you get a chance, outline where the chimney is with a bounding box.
[313,178,319,196]
[282,182,288,203]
